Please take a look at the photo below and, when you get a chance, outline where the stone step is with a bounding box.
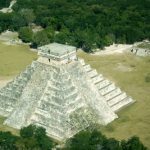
[40,101,64,112]
[6,86,21,93]
[108,92,127,106]
[67,102,84,114]
[91,74,103,84]
[35,108,64,122]
[83,64,91,72]
[34,108,64,124]
[87,69,98,78]
[2,90,20,99]
[0,93,17,102]
[94,76,104,85]
[111,97,133,112]
[51,76,71,85]
[67,96,81,106]
[38,103,64,116]
[96,79,110,90]
[91,74,99,79]
[104,88,122,101]
[0,108,11,117]
[34,113,63,126]
[35,121,64,137]
[79,59,85,65]
[47,129,65,141]
[100,83,116,96]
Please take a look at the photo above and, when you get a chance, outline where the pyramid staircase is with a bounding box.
[79,59,134,112]
[23,65,92,140]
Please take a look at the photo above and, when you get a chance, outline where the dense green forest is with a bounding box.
[0,0,150,51]
[0,125,147,150]
[0,125,55,150]
[0,0,11,9]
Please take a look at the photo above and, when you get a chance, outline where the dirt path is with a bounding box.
[0,0,16,13]
[92,44,133,55]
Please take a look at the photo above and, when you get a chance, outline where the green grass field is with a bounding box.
[0,41,37,78]
[78,51,150,148]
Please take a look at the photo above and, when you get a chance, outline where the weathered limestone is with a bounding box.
[0,62,37,117]
[0,43,135,141]
[131,41,150,56]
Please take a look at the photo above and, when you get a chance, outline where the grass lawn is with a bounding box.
[0,41,37,78]
[78,51,150,148]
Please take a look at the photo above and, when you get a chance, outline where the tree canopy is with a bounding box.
[0,125,55,150]
[65,129,148,150]
[0,0,150,51]
[0,125,148,150]
[0,0,11,9]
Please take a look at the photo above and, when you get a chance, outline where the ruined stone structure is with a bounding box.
[0,43,135,141]
[131,47,150,56]
[131,41,150,56]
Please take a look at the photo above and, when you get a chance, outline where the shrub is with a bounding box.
[145,73,150,83]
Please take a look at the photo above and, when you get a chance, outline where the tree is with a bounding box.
[45,26,55,42]
[0,131,18,150]
[34,126,55,150]
[66,130,91,150]
[103,138,122,150]
[18,27,33,43]
[0,0,11,9]
[20,124,35,138]
[54,28,70,44]
[19,9,36,26]
[0,12,12,31]
[121,136,148,150]
[20,125,55,150]
[32,30,49,48]
[65,129,107,150]
[65,129,148,150]
[1,0,150,51]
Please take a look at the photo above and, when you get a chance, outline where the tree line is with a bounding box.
[0,125,148,150]
[0,0,150,52]
[0,0,11,9]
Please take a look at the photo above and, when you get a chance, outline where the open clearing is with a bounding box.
[0,41,150,148]
[78,51,150,148]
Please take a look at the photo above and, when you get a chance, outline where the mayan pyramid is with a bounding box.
[0,43,135,141]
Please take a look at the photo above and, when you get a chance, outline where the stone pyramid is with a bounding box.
[0,43,135,141]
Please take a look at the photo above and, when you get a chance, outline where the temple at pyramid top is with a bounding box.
[38,43,77,64]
